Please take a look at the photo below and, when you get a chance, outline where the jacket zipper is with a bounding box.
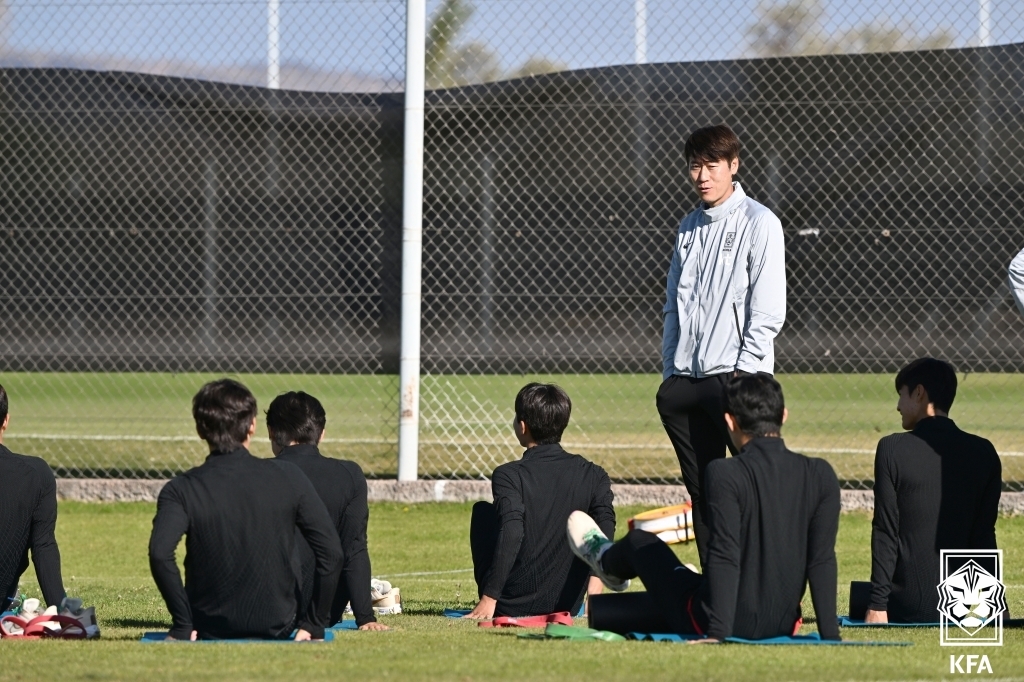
[733,302,743,343]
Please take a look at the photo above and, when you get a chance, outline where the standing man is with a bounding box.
[1010,246,1024,318]
[659,124,786,567]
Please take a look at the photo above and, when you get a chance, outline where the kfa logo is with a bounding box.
[949,655,993,674]
[723,232,736,251]
[938,549,1006,647]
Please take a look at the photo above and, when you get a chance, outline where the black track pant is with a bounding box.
[602,529,708,634]
[656,374,736,568]
[470,501,500,598]
[1,555,30,613]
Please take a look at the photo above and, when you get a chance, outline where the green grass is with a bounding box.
[4,502,1024,680]
[1,372,1022,482]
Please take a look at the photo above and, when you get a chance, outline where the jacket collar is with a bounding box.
[204,446,252,464]
[276,443,321,460]
[738,435,786,456]
[912,415,956,435]
[522,442,568,460]
[701,182,745,223]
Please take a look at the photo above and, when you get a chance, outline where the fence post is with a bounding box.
[398,0,426,481]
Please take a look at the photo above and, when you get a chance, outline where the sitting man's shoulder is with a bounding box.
[0,450,56,495]
[955,428,998,455]
[875,431,915,455]
[337,458,368,480]
[265,456,307,479]
[3,448,53,475]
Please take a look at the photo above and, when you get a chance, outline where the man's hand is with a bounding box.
[688,637,721,644]
[864,609,888,624]
[294,628,313,641]
[463,596,497,620]
[359,622,390,631]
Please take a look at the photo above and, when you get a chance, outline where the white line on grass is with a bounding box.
[7,433,1024,457]
[7,433,387,445]
[373,568,474,578]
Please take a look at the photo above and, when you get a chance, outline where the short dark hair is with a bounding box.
[0,383,8,424]
[192,378,258,452]
[514,382,572,445]
[265,391,326,449]
[684,124,741,164]
[895,358,957,413]
[724,374,785,437]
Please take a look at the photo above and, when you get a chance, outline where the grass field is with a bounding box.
[4,502,1024,681]
[1,372,1023,482]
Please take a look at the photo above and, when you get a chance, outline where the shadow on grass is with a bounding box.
[398,603,474,617]
[106,617,170,629]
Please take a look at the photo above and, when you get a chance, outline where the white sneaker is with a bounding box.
[18,598,41,618]
[370,579,392,602]
[372,587,402,615]
[566,511,629,592]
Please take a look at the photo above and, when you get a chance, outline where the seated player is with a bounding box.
[266,391,388,632]
[568,374,841,642]
[464,382,615,620]
[865,358,1002,624]
[0,383,67,613]
[149,379,342,640]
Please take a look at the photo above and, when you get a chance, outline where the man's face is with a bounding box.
[512,415,530,447]
[896,385,927,430]
[689,156,739,207]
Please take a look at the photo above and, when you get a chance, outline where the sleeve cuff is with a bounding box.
[169,624,193,640]
[298,621,326,640]
[355,613,377,627]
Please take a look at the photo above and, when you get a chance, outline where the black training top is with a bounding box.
[869,417,1002,622]
[702,437,841,641]
[277,444,376,626]
[149,447,343,640]
[486,443,615,617]
[0,445,65,608]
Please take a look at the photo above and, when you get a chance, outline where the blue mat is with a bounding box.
[329,620,358,631]
[444,604,586,618]
[838,616,938,628]
[141,630,336,643]
[629,632,911,646]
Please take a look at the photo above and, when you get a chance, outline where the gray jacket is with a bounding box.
[662,183,786,379]
[1010,247,1024,318]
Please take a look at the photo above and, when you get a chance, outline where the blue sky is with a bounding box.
[4,0,1022,87]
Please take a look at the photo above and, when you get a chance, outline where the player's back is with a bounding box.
[704,438,840,640]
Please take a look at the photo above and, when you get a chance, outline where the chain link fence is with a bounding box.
[1,0,1022,488]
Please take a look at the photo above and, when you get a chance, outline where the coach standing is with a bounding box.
[1009,246,1024,318]
[659,124,787,567]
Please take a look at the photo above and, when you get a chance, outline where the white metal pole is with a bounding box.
[978,0,992,47]
[267,0,280,88]
[398,0,426,481]
[634,0,648,65]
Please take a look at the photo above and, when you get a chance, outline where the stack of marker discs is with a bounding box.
[627,503,694,544]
